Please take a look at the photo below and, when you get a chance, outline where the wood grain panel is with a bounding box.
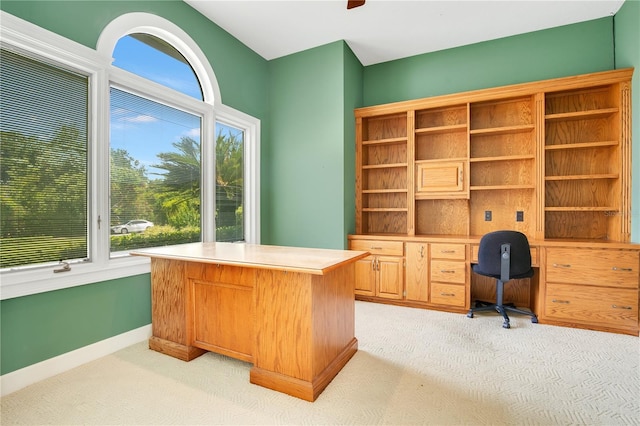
[192,279,253,362]
[415,199,469,235]
[470,96,533,129]
[405,242,429,302]
[430,260,465,284]
[415,131,467,160]
[545,248,638,288]
[470,131,534,158]
[251,265,358,401]
[544,283,637,329]
[471,274,531,308]
[415,105,467,128]
[253,270,312,380]
[363,142,407,166]
[150,259,188,344]
[363,114,407,140]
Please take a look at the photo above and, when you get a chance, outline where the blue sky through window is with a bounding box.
[113,35,202,99]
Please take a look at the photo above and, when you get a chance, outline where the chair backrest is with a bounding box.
[475,230,532,278]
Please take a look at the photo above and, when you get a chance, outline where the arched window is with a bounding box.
[99,13,259,256]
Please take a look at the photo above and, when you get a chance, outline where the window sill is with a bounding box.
[0,256,151,300]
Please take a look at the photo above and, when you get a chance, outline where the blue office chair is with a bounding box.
[467,230,538,328]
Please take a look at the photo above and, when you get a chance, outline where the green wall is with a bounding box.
[614,0,640,242]
[266,41,357,249]
[1,275,150,374]
[363,17,615,106]
[342,44,364,246]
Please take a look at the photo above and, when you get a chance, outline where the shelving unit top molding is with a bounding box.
[354,68,634,243]
[355,68,634,117]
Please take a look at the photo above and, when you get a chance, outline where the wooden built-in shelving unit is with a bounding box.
[351,68,639,336]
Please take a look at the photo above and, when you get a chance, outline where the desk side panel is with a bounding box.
[149,259,206,361]
[253,270,313,379]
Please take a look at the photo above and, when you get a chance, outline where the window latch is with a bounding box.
[54,260,71,273]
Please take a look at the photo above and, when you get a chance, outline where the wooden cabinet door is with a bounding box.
[416,161,464,194]
[377,256,404,300]
[354,256,376,296]
[405,242,428,302]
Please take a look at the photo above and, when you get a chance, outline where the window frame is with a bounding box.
[0,11,260,300]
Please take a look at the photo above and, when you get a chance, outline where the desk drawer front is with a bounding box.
[545,283,638,328]
[431,243,466,260]
[430,260,466,284]
[430,283,465,307]
[546,248,639,288]
[349,240,404,256]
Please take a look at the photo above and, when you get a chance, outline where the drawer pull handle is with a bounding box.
[552,299,570,304]
[552,263,571,268]
[612,305,632,310]
[612,267,633,272]
[370,246,382,250]
[440,292,456,297]
[440,270,456,274]
[441,250,455,254]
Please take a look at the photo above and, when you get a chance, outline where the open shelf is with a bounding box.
[355,69,631,242]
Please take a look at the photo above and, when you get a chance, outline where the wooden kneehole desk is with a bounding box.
[132,242,369,402]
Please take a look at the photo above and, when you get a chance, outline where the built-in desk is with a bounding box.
[132,242,369,401]
[349,235,640,336]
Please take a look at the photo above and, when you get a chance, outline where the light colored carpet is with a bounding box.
[1,301,639,425]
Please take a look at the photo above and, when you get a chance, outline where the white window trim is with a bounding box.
[0,11,260,300]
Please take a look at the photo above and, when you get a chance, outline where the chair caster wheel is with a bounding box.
[502,322,510,329]
[531,317,538,324]
[467,312,474,318]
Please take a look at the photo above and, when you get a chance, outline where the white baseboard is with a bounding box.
[0,324,152,397]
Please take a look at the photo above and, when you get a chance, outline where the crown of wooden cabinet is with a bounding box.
[354,68,633,243]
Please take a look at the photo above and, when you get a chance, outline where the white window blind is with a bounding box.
[0,49,89,270]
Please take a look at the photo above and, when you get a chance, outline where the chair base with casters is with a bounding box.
[466,279,538,329]
[466,230,539,329]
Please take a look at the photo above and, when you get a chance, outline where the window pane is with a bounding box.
[113,34,203,100]
[0,49,89,270]
[215,122,244,242]
[110,87,201,253]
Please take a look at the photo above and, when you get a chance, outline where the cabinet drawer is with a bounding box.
[430,260,466,284]
[431,243,466,260]
[349,239,404,256]
[430,283,465,307]
[546,248,639,288]
[545,283,638,329]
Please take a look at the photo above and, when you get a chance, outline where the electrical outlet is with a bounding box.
[516,211,524,222]
[484,210,492,221]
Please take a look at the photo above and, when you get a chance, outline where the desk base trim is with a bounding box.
[249,337,358,402]
[149,336,206,361]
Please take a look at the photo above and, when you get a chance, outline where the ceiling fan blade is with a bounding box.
[347,0,365,9]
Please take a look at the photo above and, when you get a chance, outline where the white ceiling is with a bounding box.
[183,0,625,66]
